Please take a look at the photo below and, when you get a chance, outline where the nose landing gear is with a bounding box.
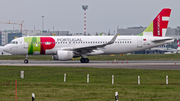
[24,59,28,63]
[24,55,28,64]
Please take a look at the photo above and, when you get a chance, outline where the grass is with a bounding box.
[1,53,180,61]
[0,66,180,101]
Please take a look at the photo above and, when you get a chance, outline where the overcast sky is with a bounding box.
[0,0,179,34]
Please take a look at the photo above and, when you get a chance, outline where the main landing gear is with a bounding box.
[80,58,89,63]
[24,55,28,64]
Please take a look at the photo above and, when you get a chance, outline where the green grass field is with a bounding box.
[0,53,180,61]
[0,66,180,101]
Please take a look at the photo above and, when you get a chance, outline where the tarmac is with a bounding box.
[0,60,179,70]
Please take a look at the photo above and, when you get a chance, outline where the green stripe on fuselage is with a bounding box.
[24,37,41,54]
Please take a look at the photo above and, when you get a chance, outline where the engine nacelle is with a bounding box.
[52,50,74,61]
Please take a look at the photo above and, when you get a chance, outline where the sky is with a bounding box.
[0,0,179,34]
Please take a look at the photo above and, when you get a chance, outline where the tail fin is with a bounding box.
[138,8,171,37]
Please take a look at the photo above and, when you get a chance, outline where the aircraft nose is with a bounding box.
[3,45,10,53]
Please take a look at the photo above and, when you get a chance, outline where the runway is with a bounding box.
[0,60,179,70]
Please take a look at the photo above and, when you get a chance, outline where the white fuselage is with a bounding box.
[3,36,174,56]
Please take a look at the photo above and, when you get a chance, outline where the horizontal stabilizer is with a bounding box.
[151,37,174,42]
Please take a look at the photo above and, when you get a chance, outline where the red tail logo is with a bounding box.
[153,8,171,37]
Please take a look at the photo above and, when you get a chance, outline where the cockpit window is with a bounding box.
[10,41,18,44]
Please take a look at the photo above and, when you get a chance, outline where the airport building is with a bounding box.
[22,30,70,36]
[0,30,22,46]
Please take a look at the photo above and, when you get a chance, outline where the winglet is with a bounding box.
[107,33,118,44]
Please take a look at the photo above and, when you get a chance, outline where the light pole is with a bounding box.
[82,5,88,36]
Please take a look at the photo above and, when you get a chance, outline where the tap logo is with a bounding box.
[24,37,55,54]
[40,37,55,54]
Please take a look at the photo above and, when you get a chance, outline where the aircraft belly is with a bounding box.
[102,45,134,54]
[45,50,54,55]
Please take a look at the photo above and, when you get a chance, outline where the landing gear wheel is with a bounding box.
[80,58,85,63]
[84,58,89,63]
[24,59,28,64]
[80,58,89,63]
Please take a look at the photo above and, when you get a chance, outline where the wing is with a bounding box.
[63,33,118,54]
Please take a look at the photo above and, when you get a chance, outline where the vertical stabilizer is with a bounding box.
[138,8,171,37]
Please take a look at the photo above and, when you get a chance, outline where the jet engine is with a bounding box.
[52,50,74,61]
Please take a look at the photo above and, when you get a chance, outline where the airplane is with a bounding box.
[3,8,174,63]
[177,39,180,52]
[144,44,177,54]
